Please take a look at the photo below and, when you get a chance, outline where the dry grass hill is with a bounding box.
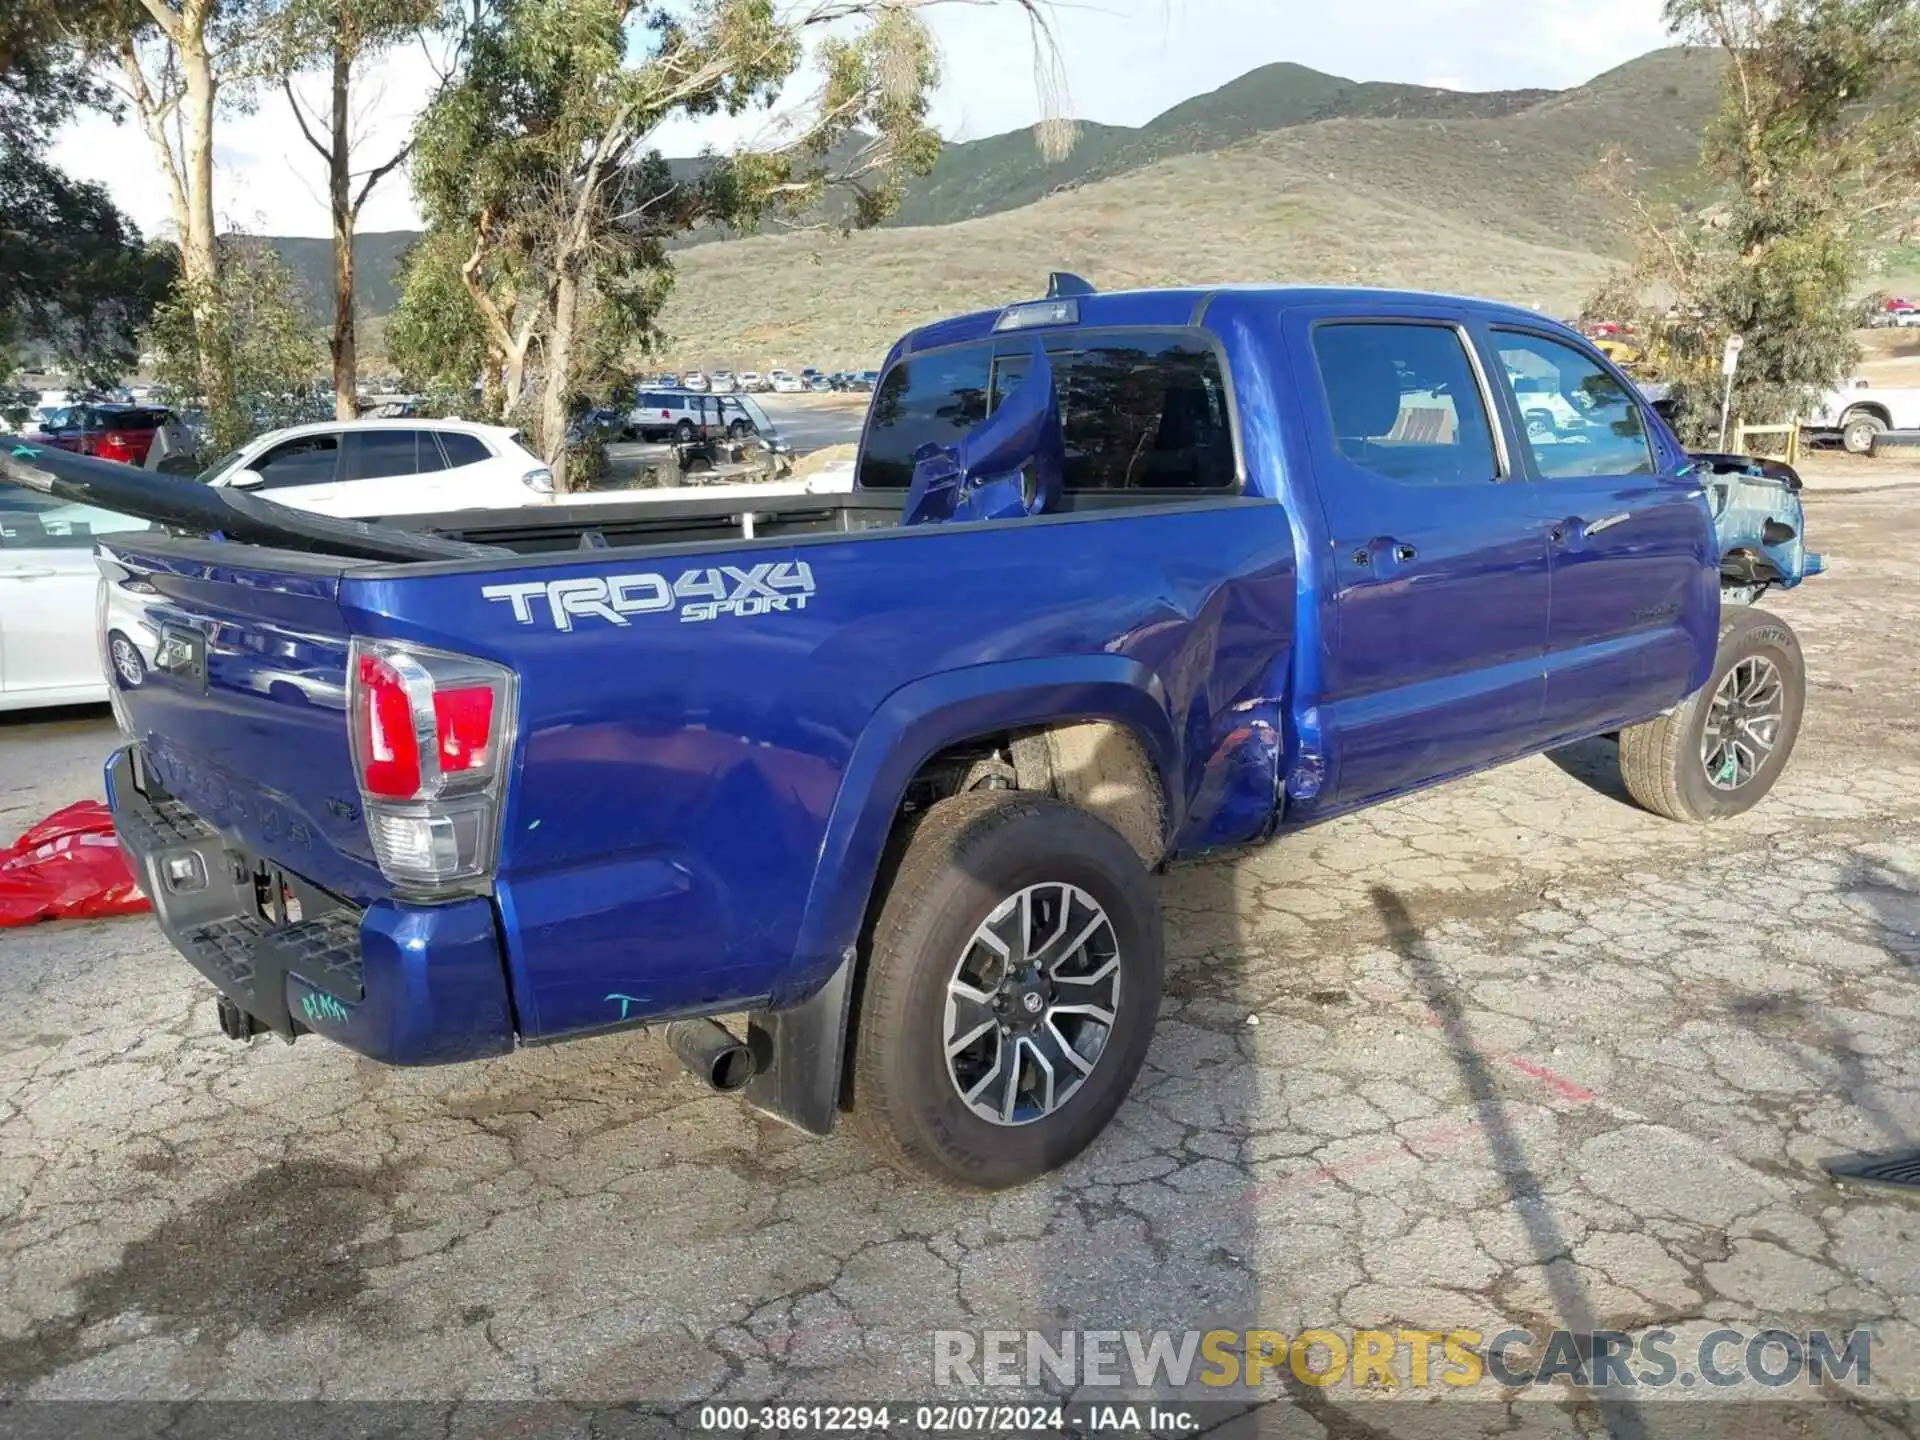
[284,48,1737,373]
[653,48,1726,369]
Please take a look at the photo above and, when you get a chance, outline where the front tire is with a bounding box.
[848,792,1163,1189]
[1618,607,1805,823]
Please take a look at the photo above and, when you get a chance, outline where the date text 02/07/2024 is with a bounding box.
[692,1403,1202,1434]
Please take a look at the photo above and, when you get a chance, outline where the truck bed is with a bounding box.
[377,488,1193,556]
[384,492,905,554]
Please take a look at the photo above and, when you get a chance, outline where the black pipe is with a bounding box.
[1,438,504,562]
[665,1018,757,1092]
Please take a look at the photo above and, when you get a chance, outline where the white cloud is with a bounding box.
[51,0,1676,239]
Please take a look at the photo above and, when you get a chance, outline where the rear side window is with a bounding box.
[860,331,1237,492]
[438,432,491,468]
[991,335,1236,491]
[1312,322,1499,486]
[859,347,992,489]
[1491,330,1656,479]
[252,434,340,488]
[343,430,431,481]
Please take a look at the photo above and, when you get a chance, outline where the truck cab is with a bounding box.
[10,281,1815,1190]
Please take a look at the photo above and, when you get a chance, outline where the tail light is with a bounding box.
[347,637,517,893]
[97,430,139,462]
[522,466,554,494]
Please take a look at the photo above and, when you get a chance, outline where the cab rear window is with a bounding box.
[859,330,1237,493]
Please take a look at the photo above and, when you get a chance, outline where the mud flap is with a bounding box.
[742,950,856,1136]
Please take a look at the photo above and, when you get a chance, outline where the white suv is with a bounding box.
[201,419,553,519]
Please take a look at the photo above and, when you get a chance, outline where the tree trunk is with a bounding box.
[501,335,530,420]
[180,39,238,447]
[542,267,581,492]
[328,48,358,421]
[481,354,505,420]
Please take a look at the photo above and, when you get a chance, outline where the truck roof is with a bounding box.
[893,284,1579,357]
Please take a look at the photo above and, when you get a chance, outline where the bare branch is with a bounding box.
[135,0,185,45]
[283,80,335,166]
[118,39,190,236]
[351,138,415,215]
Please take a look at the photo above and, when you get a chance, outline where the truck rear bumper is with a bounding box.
[107,745,516,1065]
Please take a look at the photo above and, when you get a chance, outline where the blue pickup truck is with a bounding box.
[6,280,1820,1188]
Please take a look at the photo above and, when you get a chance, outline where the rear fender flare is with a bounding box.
[783,655,1181,1005]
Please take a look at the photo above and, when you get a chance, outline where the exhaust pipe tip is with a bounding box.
[665,1018,757,1093]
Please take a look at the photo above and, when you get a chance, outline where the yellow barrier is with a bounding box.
[1733,422,1801,464]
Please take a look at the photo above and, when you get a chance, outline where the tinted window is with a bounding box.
[252,434,339,488]
[344,430,427,481]
[438,432,490,468]
[0,484,151,548]
[1312,323,1499,486]
[989,335,1235,491]
[1493,331,1656,479]
[861,333,1236,492]
[858,346,992,489]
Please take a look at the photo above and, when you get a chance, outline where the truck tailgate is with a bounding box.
[100,538,387,904]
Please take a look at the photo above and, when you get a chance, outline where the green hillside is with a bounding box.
[257,47,1725,360]
[650,48,1726,369]
[886,62,1559,228]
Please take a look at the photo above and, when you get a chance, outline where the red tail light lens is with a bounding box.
[347,639,517,892]
[354,652,423,798]
[432,684,496,775]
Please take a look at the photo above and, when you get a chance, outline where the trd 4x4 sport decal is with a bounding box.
[482,561,815,630]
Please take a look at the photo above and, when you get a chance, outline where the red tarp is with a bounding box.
[0,801,150,926]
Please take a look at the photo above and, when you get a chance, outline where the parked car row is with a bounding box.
[1867,296,1920,329]
[634,368,879,394]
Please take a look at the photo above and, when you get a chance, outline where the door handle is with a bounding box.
[1583,512,1631,536]
[0,567,58,579]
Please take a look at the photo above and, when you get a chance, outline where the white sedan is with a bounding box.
[199,418,554,518]
[0,487,152,710]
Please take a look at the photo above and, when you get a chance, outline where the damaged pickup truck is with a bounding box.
[7,280,1821,1189]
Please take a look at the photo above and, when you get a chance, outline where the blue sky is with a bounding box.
[54,0,1676,239]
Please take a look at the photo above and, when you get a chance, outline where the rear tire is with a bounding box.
[1841,409,1887,455]
[1618,607,1805,823]
[848,792,1163,1189]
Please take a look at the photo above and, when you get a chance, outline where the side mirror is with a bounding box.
[226,468,266,490]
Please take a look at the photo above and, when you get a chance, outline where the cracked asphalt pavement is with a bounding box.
[1,487,1918,1437]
